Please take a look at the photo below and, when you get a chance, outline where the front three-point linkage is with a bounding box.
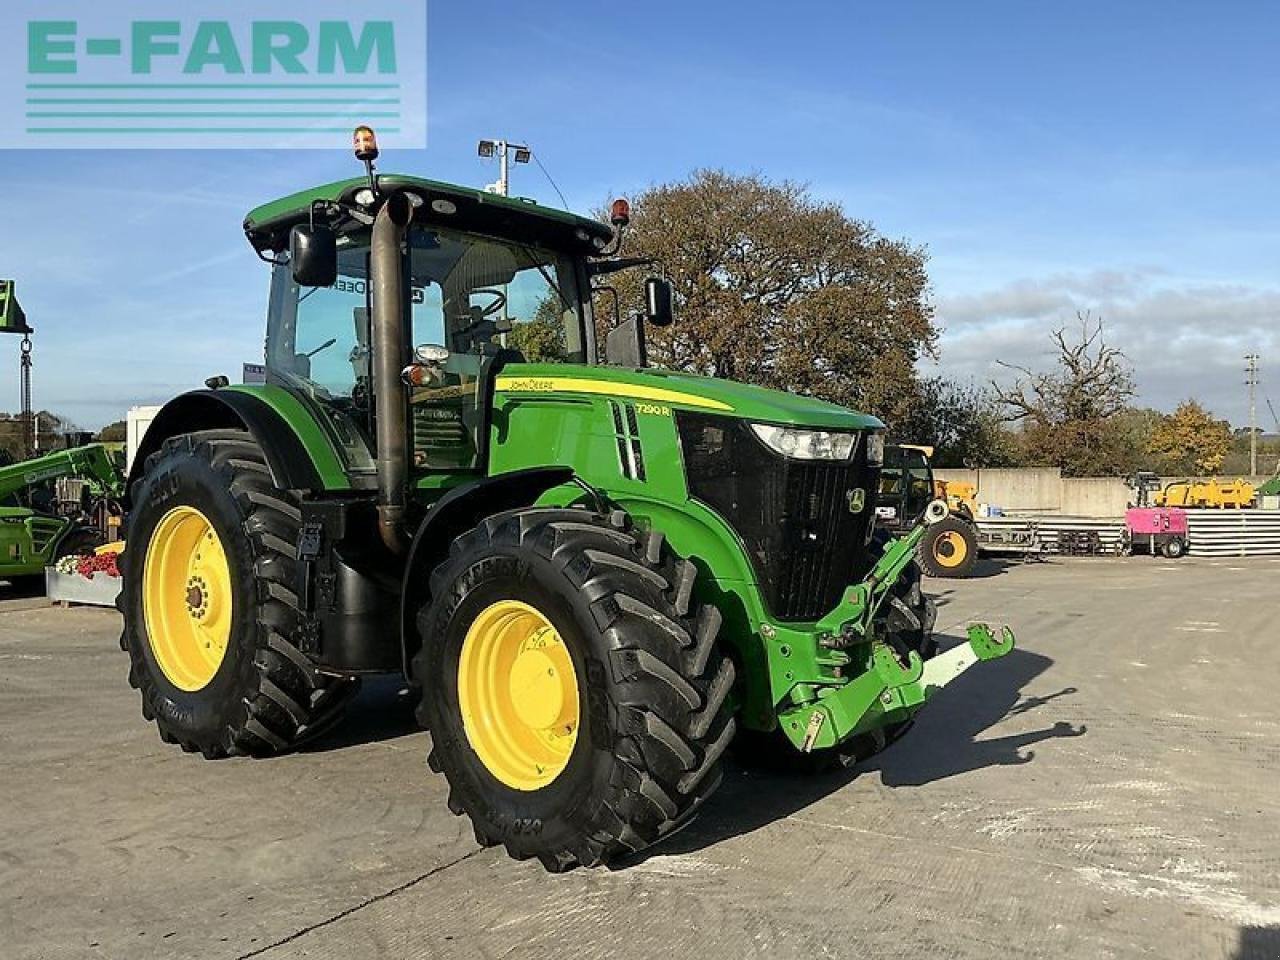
[820,499,950,652]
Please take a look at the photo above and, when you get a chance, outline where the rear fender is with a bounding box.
[125,390,331,499]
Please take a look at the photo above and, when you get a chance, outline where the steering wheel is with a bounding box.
[455,288,508,336]
[471,288,507,318]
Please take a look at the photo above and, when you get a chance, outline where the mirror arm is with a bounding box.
[597,223,626,258]
[253,246,286,267]
[310,198,374,229]
[587,256,656,278]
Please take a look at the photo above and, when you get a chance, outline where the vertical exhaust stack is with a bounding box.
[371,191,414,553]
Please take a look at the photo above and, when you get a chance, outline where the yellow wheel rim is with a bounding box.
[933,530,969,568]
[457,599,581,791]
[142,506,233,692]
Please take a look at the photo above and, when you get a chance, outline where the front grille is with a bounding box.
[677,413,879,621]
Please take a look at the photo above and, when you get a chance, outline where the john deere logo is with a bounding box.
[2,1,426,150]
[846,488,866,514]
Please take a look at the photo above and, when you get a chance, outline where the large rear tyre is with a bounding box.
[414,507,736,871]
[119,430,355,758]
[919,516,979,578]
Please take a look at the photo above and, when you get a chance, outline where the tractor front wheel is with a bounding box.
[119,430,355,758]
[414,507,736,871]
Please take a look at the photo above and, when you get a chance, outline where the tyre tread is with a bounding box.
[413,507,735,871]
[119,429,349,758]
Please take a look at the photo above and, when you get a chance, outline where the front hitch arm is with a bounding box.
[780,621,1017,753]
[816,500,943,647]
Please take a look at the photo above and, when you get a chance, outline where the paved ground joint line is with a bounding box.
[234,848,482,959]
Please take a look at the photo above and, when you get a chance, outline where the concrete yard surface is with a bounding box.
[2,557,1279,959]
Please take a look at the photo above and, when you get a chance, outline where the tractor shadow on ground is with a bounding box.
[1233,926,1280,960]
[621,637,1085,867]
[935,556,1041,581]
[299,674,422,752]
[0,578,48,600]
[860,641,1086,788]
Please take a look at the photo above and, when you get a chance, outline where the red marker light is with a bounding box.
[610,198,631,228]
[353,125,379,162]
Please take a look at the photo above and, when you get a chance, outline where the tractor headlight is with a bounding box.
[749,423,857,461]
[865,431,885,467]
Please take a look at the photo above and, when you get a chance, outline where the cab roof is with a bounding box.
[242,174,614,255]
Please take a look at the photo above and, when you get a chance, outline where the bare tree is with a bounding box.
[992,313,1136,475]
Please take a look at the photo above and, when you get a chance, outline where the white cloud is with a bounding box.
[933,270,1280,426]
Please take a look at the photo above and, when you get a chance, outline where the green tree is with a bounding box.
[1148,400,1232,474]
[507,294,567,362]
[1108,407,1164,474]
[893,378,1018,467]
[992,315,1136,476]
[597,170,937,428]
[98,420,127,443]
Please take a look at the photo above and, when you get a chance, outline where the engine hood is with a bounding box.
[494,364,884,432]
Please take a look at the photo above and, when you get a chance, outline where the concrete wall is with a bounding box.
[1059,478,1131,517]
[934,467,1062,513]
[932,468,1277,519]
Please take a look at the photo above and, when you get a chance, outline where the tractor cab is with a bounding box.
[247,173,611,483]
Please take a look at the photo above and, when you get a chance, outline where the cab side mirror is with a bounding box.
[645,276,674,327]
[290,224,338,287]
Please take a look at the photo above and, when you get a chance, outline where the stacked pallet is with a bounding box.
[975,515,1126,555]
[1186,509,1280,557]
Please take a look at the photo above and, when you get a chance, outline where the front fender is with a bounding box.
[398,466,575,675]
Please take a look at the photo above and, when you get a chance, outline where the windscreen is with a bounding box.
[265,224,589,474]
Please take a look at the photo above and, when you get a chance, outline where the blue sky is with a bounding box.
[2,1,1278,429]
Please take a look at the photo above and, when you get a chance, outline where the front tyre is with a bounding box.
[119,430,354,758]
[414,508,736,871]
[55,525,105,560]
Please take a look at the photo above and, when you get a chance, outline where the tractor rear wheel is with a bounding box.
[414,507,736,871]
[919,516,979,578]
[119,430,355,758]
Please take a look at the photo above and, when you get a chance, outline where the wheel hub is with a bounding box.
[142,506,233,692]
[457,600,581,791]
[934,530,967,566]
[507,639,575,731]
[185,578,207,618]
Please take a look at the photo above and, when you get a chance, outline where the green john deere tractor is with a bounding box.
[1,444,123,586]
[119,132,1014,870]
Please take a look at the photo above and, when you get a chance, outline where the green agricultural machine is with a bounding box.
[879,444,981,577]
[1,444,123,585]
[119,131,1014,870]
